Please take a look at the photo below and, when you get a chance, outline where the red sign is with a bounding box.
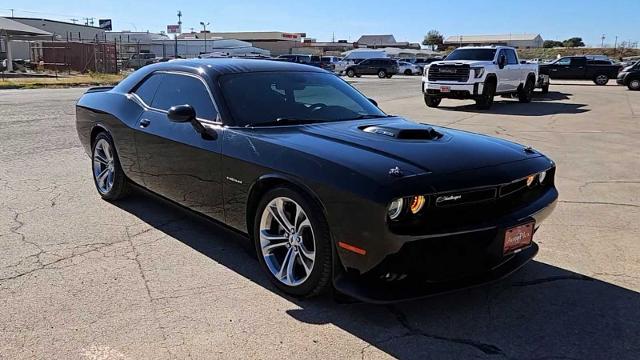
[167,25,181,34]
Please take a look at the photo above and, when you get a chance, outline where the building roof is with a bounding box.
[0,17,51,36]
[9,17,102,29]
[357,35,397,45]
[179,31,305,42]
[444,33,542,43]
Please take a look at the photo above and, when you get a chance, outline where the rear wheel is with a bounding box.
[424,95,441,108]
[476,81,495,110]
[346,69,356,78]
[254,187,332,298]
[593,74,609,85]
[91,132,130,200]
[628,79,640,91]
[404,69,412,75]
[518,78,534,103]
[378,69,387,78]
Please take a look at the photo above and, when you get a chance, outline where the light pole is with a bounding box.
[200,22,210,54]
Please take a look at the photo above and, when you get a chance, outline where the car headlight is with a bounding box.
[471,67,485,78]
[387,198,404,220]
[538,170,547,184]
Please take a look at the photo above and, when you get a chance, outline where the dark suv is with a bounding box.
[617,61,640,91]
[345,58,399,78]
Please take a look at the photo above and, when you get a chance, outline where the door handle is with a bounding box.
[139,119,151,128]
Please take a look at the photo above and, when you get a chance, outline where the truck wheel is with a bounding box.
[541,84,549,94]
[378,69,387,78]
[518,78,534,103]
[476,81,495,110]
[424,95,441,108]
[346,69,356,78]
[628,79,640,91]
[593,74,609,85]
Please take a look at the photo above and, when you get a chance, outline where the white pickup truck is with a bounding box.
[421,46,549,110]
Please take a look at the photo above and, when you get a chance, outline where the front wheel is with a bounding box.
[91,132,131,200]
[254,187,332,298]
[378,69,387,78]
[404,69,412,75]
[628,79,640,91]
[424,95,441,108]
[346,69,356,78]
[476,82,495,110]
[593,74,609,85]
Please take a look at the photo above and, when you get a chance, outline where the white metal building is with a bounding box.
[444,34,544,49]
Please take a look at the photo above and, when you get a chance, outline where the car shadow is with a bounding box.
[114,190,640,360]
[439,91,588,116]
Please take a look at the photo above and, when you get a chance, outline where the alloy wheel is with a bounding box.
[93,138,115,194]
[630,79,640,90]
[259,197,315,287]
[596,75,608,85]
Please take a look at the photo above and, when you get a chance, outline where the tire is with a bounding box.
[424,94,441,108]
[593,74,609,86]
[253,186,332,298]
[91,132,130,200]
[541,84,549,94]
[346,69,356,78]
[404,69,412,75]
[476,81,496,110]
[518,78,534,103]
[628,79,640,91]
[378,69,387,78]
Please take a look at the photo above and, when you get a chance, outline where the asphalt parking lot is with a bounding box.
[1,77,639,359]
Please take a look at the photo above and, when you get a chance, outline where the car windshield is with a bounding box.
[219,71,386,126]
[446,49,497,61]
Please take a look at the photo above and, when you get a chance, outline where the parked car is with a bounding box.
[345,58,399,78]
[538,56,623,85]
[397,61,423,75]
[422,46,547,110]
[276,54,312,64]
[125,53,158,69]
[75,59,558,302]
[617,61,640,90]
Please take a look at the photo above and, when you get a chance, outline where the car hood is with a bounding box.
[278,117,541,176]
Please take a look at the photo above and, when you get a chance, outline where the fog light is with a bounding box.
[409,195,426,214]
[388,198,404,220]
[539,170,547,184]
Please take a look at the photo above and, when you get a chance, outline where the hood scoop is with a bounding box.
[361,125,443,140]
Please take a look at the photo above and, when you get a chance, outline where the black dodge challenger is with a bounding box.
[76,59,558,303]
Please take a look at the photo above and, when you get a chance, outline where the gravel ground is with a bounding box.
[0,78,638,359]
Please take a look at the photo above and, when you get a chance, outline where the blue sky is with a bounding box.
[2,1,638,46]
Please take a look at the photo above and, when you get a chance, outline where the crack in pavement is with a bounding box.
[360,306,508,358]
[558,200,639,208]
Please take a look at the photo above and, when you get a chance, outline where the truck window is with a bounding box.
[556,58,571,66]
[506,50,518,65]
[570,58,587,66]
[445,49,497,61]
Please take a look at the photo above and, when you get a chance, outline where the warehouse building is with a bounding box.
[443,34,544,49]
[179,31,305,56]
[356,35,420,50]
[9,17,105,41]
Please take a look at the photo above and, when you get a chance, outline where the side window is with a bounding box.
[570,58,586,66]
[506,50,518,65]
[133,73,164,105]
[359,59,370,65]
[556,58,571,66]
[151,73,217,120]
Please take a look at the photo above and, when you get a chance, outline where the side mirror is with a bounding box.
[168,104,196,123]
[368,98,378,107]
[498,55,507,69]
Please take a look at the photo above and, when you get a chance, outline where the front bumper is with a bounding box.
[617,73,627,85]
[334,243,538,303]
[422,80,484,98]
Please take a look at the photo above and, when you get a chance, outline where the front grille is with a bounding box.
[390,168,556,236]
[428,64,471,82]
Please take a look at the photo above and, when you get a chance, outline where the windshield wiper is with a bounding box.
[247,118,326,127]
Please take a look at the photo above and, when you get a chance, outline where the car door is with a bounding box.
[505,49,521,91]
[133,71,225,222]
[548,57,572,78]
[358,59,372,74]
[495,50,511,93]
[569,57,587,78]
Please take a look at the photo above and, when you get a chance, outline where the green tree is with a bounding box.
[543,40,564,48]
[422,30,444,50]
[562,37,585,47]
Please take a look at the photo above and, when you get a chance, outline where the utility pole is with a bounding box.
[614,35,618,54]
[175,10,182,58]
[200,21,210,54]
[601,34,605,48]
[9,8,14,17]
